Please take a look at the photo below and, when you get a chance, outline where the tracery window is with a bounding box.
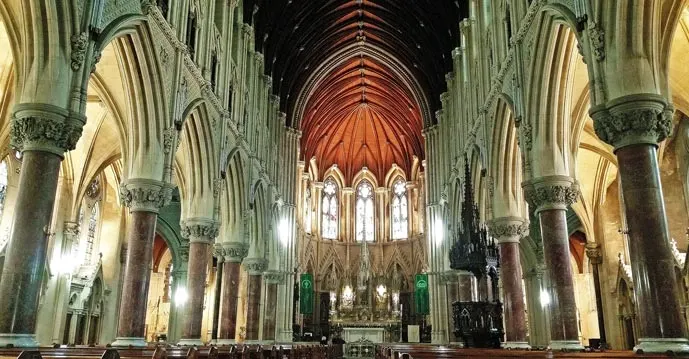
[85,203,99,263]
[321,179,338,239]
[391,179,408,240]
[356,180,375,242]
[304,187,312,234]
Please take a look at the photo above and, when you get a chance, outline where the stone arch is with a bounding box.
[177,101,219,219]
[221,147,249,242]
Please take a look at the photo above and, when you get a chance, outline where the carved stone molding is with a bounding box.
[180,218,219,244]
[585,243,603,265]
[590,94,671,150]
[522,175,579,212]
[587,21,605,61]
[11,104,85,155]
[119,178,172,213]
[243,257,267,275]
[223,241,248,263]
[487,217,529,243]
[63,221,81,239]
[264,270,285,284]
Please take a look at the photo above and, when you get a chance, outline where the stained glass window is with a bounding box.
[85,203,99,263]
[391,179,408,240]
[321,179,338,239]
[356,180,375,242]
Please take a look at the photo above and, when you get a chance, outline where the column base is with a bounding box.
[634,338,689,354]
[502,341,531,350]
[277,330,293,343]
[112,337,147,347]
[549,340,584,351]
[449,342,465,348]
[177,338,203,346]
[215,339,237,345]
[0,334,39,348]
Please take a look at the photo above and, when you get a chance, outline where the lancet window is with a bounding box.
[321,179,338,239]
[356,180,375,242]
[391,179,408,240]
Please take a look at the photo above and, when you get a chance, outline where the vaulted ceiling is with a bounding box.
[250,0,467,183]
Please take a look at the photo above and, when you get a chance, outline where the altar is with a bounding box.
[343,327,385,343]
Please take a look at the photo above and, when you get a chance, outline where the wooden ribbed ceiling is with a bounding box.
[251,0,467,183]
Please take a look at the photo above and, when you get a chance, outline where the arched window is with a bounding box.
[391,179,408,240]
[356,180,375,242]
[321,179,338,239]
[186,10,198,60]
[304,187,312,234]
[85,203,99,263]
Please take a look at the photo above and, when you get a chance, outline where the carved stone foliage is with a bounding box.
[243,257,267,275]
[119,179,172,212]
[523,176,579,211]
[592,107,671,149]
[71,32,89,71]
[264,271,285,284]
[180,219,219,243]
[63,221,81,239]
[223,242,249,263]
[585,243,602,265]
[487,217,529,242]
[11,111,85,154]
[587,21,605,62]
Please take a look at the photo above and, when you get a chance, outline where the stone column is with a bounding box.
[488,217,530,349]
[524,265,549,347]
[442,272,460,344]
[113,179,170,347]
[211,246,224,342]
[178,219,219,345]
[243,258,266,341]
[523,176,583,351]
[218,242,248,344]
[585,243,606,349]
[591,95,689,353]
[0,105,84,347]
[263,271,283,341]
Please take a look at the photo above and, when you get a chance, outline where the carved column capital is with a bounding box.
[180,217,219,244]
[243,257,267,275]
[222,241,248,263]
[264,270,285,284]
[585,243,603,265]
[487,216,529,243]
[11,103,86,156]
[590,94,671,150]
[119,178,172,213]
[522,175,578,212]
[63,221,80,238]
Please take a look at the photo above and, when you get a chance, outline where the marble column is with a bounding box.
[178,219,219,345]
[218,242,248,344]
[591,96,689,353]
[523,176,583,351]
[585,243,606,349]
[211,248,223,342]
[243,258,266,341]
[113,179,170,347]
[0,105,83,347]
[488,217,530,349]
[263,272,283,341]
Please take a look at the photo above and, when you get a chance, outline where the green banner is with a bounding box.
[414,273,429,315]
[300,273,314,314]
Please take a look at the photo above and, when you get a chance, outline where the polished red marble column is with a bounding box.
[0,151,62,347]
[245,275,263,340]
[0,106,84,347]
[179,219,218,345]
[524,176,582,351]
[585,243,607,349]
[262,278,279,341]
[218,242,247,343]
[113,180,169,347]
[489,217,529,349]
[591,96,689,353]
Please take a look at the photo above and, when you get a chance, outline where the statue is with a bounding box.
[390,264,404,292]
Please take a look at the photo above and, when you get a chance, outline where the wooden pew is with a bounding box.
[0,351,43,359]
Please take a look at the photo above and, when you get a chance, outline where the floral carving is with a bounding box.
[71,32,89,71]
[487,218,529,240]
[119,180,171,212]
[523,181,579,210]
[593,108,671,149]
[588,22,605,61]
[223,242,249,262]
[11,116,83,153]
[181,220,219,243]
